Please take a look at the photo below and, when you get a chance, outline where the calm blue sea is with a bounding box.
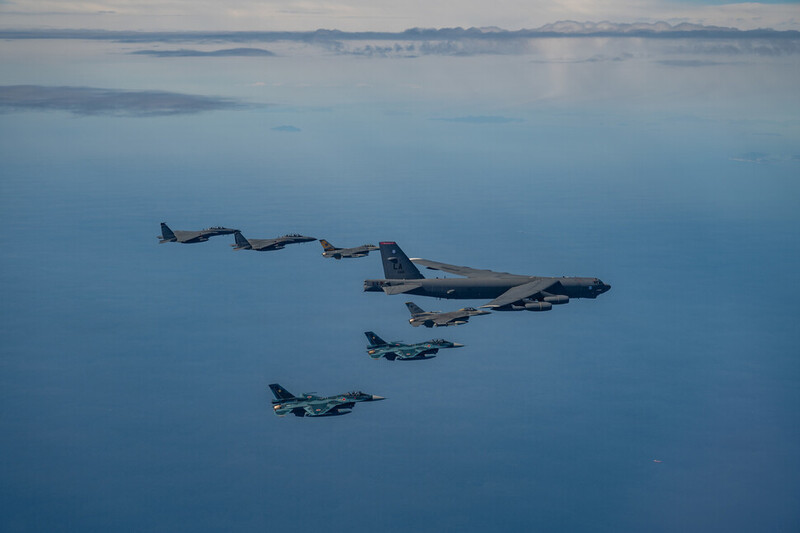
[1,36,798,532]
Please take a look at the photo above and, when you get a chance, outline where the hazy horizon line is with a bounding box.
[1,21,798,43]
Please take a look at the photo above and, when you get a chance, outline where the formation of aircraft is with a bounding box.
[405,302,490,328]
[364,331,463,360]
[160,223,611,418]
[231,230,316,251]
[365,242,611,312]
[158,222,239,244]
[159,223,378,258]
[269,383,384,417]
[319,239,379,259]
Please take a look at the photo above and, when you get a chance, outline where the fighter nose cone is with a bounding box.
[370,395,386,401]
[452,343,465,348]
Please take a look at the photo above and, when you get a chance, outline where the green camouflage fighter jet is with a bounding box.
[269,384,385,417]
[364,331,464,361]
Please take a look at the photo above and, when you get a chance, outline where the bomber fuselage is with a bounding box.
[364,276,609,300]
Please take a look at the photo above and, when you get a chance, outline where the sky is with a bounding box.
[1,2,799,533]
[1,0,799,31]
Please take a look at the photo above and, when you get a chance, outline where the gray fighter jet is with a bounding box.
[231,231,316,251]
[158,222,239,244]
[319,239,379,259]
[269,383,384,417]
[364,331,464,360]
[405,302,490,328]
[364,242,610,312]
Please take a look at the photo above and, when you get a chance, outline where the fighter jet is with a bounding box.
[405,302,490,328]
[269,383,384,417]
[364,331,464,360]
[319,239,379,259]
[231,231,316,251]
[158,222,239,244]
[364,242,610,312]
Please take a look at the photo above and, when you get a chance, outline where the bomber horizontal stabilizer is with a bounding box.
[382,283,423,295]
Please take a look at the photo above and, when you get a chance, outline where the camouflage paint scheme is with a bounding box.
[269,384,385,417]
[364,331,464,360]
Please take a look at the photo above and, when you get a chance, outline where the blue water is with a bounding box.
[1,37,799,532]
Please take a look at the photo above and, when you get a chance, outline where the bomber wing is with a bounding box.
[482,278,559,308]
[410,259,515,279]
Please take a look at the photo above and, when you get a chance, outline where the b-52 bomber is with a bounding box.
[269,383,384,417]
[406,302,490,328]
[158,222,239,244]
[365,331,464,360]
[364,242,610,312]
[320,239,379,259]
[232,231,316,251]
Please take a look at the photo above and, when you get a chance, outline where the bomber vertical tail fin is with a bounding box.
[269,383,296,401]
[364,331,388,346]
[380,242,424,280]
[319,239,338,251]
[405,302,426,317]
[232,231,252,250]
[159,222,176,243]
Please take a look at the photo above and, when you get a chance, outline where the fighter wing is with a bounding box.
[249,238,283,250]
[173,230,204,241]
[482,279,559,308]
[410,259,514,279]
[432,314,465,326]
[304,401,337,416]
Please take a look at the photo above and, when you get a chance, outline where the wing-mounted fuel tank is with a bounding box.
[524,301,553,312]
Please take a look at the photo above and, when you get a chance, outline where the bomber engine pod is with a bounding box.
[525,301,553,312]
[543,295,569,305]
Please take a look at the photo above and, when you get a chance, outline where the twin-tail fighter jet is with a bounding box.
[319,239,379,259]
[231,231,316,251]
[405,302,490,328]
[158,222,239,244]
[364,331,464,360]
[269,383,384,417]
[364,242,610,312]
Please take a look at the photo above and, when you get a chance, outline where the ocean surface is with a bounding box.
[1,35,798,532]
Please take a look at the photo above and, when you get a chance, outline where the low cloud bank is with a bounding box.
[1,22,797,43]
[0,85,249,116]
[131,47,275,57]
[432,115,523,124]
